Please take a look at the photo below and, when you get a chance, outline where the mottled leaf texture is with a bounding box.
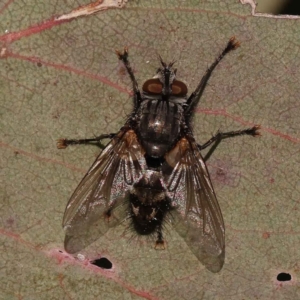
[1,0,299,299]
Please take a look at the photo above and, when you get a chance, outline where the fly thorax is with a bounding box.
[137,100,183,157]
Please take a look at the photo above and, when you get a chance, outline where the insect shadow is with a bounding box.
[57,37,260,272]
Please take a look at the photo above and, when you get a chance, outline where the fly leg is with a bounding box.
[116,47,143,107]
[185,37,240,117]
[154,227,166,250]
[57,133,116,149]
[198,125,261,162]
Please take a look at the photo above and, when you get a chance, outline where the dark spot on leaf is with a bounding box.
[5,216,15,227]
[37,62,42,67]
[216,168,226,176]
[209,159,240,187]
[91,257,112,269]
[262,232,270,239]
[52,109,61,119]
[277,272,291,281]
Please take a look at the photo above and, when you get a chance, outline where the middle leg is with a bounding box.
[198,125,260,161]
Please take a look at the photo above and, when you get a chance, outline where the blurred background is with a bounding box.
[256,0,300,15]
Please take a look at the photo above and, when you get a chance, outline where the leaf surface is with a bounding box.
[1,0,299,299]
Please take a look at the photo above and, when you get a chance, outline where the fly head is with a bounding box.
[142,57,188,100]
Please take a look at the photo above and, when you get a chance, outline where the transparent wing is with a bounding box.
[63,128,146,253]
[165,136,225,272]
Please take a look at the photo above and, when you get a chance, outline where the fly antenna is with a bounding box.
[158,54,167,68]
[168,60,176,68]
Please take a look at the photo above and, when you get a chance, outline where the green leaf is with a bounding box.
[1,0,299,299]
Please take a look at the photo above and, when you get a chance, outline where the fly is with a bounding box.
[57,37,260,272]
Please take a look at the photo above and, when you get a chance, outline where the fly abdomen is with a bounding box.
[137,100,183,157]
[129,196,171,235]
[129,171,171,235]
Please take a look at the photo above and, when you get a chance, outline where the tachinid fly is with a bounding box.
[57,37,260,272]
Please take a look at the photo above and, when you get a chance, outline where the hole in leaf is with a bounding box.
[277,272,291,281]
[91,257,112,269]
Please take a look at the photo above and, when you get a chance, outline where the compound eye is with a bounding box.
[171,80,188,96]
[142,79,162,94]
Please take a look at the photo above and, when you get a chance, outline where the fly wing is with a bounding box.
[165,136,225,272]
[63,128,146,253]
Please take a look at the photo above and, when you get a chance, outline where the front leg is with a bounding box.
[185,37,240,117]
[116,47,142,107]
